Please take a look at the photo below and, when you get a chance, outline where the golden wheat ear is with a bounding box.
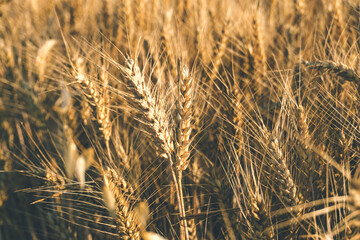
[102,167,141,239]
[302,60,360,84]
[176,65,194,174]
[122,58,174,161]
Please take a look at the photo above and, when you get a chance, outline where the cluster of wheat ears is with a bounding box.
[1,0,360,239]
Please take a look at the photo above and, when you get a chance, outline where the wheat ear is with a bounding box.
[115,0,134,49]
[74,58,112,143]
[123,59,173,160]
[35,39,57,83]
[266,130,303,237]
[98,66,112,143]
[232,87,245,156]
[293,0,305,26]
[160,10,176,77]
[332,0,345,42]
[135,0,146,32]
[175,65,194,240]
[123,59,188,240]
[212,176,237,240]
[302,60,360,84]
[207,19,230,86]
[269,137,301,206]
[298,105,310,146]
[103,168,140,239]
[250,194,274,239]
[176,65,194,173]
[251,11,267,95]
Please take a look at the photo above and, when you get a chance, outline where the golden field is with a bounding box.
[1,0,360,239]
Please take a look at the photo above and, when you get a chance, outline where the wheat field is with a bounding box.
[1,0,360,239]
